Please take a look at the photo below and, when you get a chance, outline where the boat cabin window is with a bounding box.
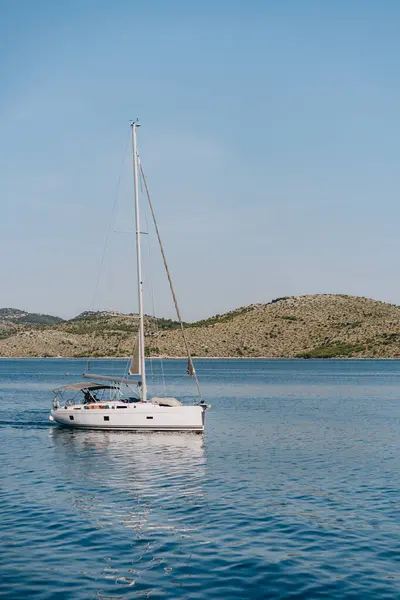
[83,391,98,403]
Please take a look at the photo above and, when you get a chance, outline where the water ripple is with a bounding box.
[1,359,400,598]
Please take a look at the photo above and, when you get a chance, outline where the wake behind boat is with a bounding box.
[49,122,209,432]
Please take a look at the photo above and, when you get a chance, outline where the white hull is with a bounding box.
[51,402,205,432]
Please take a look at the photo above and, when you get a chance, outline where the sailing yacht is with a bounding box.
[49,122,209,432]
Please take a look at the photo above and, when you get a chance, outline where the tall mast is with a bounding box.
[131,121,147,402]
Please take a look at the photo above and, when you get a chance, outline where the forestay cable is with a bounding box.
[138,158,203,403]
[87,132,131,372]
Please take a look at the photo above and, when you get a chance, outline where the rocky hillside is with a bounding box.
[1,294,400,358]
[0,308,63,325]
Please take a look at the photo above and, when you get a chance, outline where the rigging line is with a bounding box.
[142,201,167,397]
[143,207,157,386]
[138,158,151,380]
[121,234,139,384]
[151,289,168,399]
[138,157,203,403]
[87,132,131,371]
[143,207,155,382]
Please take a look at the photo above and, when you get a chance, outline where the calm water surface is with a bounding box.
[1,359,400,599]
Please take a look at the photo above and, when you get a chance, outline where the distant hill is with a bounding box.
[0,308,64,326]
[68,311,183,331]
[1,295,400,358]
[70,310,122,322]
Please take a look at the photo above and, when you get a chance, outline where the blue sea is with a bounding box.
[1,358,400,599]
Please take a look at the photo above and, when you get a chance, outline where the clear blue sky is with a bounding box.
[2,0,400,320]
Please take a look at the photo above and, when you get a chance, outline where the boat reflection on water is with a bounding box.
[49,428,207,536]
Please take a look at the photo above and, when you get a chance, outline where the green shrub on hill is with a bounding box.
[153,318,182,330]
[296,342,365,359]
[0,330,15,340]
[188,306,255,328]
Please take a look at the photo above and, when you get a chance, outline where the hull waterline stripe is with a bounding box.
[52,422,204,431]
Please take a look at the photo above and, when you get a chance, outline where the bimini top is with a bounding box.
[54,382,118,392]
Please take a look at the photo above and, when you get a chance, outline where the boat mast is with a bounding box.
[131,121,147,402]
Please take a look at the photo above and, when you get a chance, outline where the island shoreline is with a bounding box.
[1,356,400,360]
